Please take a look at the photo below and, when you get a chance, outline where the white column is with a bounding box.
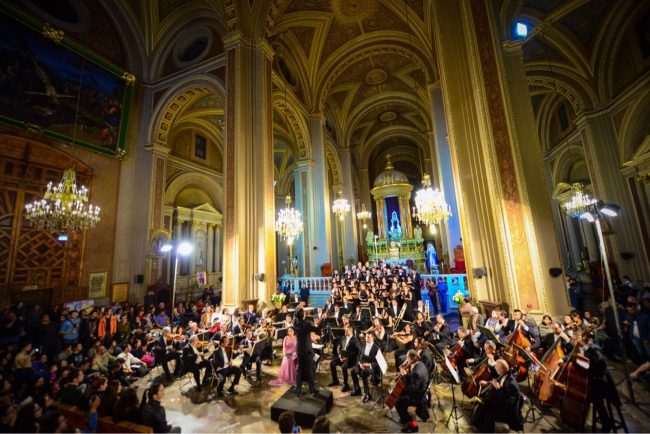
[339,147,358,264]
[189,221,196,274]
[215,226,222,272]
[293,161,311,276]
[207,224,214,273]
[309,113,333,274]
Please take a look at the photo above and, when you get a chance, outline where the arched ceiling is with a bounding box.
[269,0,436,175]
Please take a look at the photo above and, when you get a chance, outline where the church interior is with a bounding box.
[0,0,649,433]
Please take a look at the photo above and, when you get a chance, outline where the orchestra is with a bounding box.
[145,260,625,434]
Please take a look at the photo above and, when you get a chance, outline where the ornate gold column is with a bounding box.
[375,198,386,239]
[223,35,276,306]
[432,0,569,313]
[398,194,413,239]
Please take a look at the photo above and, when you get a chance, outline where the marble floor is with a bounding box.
[131,349,650,433]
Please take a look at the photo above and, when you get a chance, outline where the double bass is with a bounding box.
[386,359,410,409]
[551,335,591,431]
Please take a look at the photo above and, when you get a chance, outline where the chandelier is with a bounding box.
[356,203,372,229]
[413,174,451,228]
[332,191,350,221]
[562,183,597,218]
[275,195,303,245]
[24,168,101,234]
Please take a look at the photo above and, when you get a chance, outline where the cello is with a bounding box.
[461,358,492,398]
[533,335,565,404]
[386,359,410,409]
[553,332,592,431]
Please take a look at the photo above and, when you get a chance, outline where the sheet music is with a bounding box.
[312,343,324,350]
[376,348,388,375]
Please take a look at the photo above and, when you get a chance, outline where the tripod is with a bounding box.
[445,381,466,433]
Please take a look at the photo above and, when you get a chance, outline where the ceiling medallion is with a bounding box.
[331,0,371,22]
[365,68,387,85]
[379,111,398,122]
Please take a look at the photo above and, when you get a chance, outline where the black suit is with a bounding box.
[294,318,319,393]
[395,361,429,424]
[330,335,361,386]
[540,333,571,355]
[153,336,181,377]
[182,345,212,390]
[430,324,453,352]
[351,343,381,395]
[212,347,241,390]
[473,374,523,432]
[418,348,434,375]
[239,338,262,381]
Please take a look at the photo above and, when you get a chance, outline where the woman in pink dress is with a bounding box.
[270,327,297,386]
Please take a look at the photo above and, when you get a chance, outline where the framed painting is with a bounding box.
[111,282,128,303]
[88,271,107,299]
[0,4,133,158]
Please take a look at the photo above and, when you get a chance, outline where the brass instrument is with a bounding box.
[393,303,407,331]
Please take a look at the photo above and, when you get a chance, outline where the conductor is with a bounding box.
[294,307,319,396]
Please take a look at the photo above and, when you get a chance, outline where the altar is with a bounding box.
[366,155,429,271]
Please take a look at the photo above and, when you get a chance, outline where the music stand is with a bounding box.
[444,357,465,434]
[477,325,503,347]
[514,344,554,427]
[274,327,289,341]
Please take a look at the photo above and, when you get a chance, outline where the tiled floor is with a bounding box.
[134,349,650,433]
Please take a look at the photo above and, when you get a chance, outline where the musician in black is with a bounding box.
[413,337,434,375]
[182,335,213,391]
[239,329,262,384]
[154,328,182,379]
[413,312,431,339]
[395,350,430,433]
[430,314,453,352]
[539,321,572,354]
[351,332,382,402]
[454,327,476,380]
[473,359,523,433]
[466,340,499,377]
[213,335,241,395]
[243,304,258,325]
[294,307,320,396]
[329,325,360,391]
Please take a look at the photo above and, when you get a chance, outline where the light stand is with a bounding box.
[593,215,635,405]
[163,241,193,313]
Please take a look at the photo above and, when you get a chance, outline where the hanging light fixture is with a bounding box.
[24,168,101,235]
[356,203,372,229]
[413,174,451,230]
[23,58,101,237]
[275,195,303,245]
[561,183,597,218]
[332,191,350,221]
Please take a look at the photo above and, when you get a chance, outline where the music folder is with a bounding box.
[331,327,345,338]
[275,327,289,341]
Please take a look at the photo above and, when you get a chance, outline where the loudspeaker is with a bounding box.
[620,251,635,260]
[549,267,563,277]
[254,273,265,282]
[473,267,487,279]
[134,274,144,284]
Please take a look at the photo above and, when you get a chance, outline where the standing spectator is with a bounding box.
[36,313,59,362]
[97,310,117,346]
[436,277,448,313]
[60,311,80,346]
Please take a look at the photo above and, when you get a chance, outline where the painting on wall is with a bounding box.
[0,4,133,157]
[88,272,107,299]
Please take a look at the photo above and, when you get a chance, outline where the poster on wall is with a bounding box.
[88,272,107,299]
[111,282,128,303]
[0,4,133,158]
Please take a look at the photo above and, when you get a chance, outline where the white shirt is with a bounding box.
[221,348,229,364]
[364,344,372,357]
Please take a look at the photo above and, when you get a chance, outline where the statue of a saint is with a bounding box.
[426,241,438,272]
[366,229,375,245]
[413,226,423,241]
[389,211,402,239]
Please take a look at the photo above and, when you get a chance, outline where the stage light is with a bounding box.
[600,203,620,217]
[515,22,528,38]
[57,233,68,242]
[160,243,173,253]
[580,211,595,222]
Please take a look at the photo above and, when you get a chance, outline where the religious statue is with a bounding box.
[426,241,439,272]
[389,211,402,240]
[453,239,465,271]
[366,229,375,245]
[413,226,423,241]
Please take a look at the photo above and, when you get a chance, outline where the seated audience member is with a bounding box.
[278,410,300,434]
[113,387,140,424]
[58,367,86,406]
[140,383,181,433]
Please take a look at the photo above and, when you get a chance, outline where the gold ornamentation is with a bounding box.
[637,172,650,185]
[42,23,64,44]
[122,72,136,85]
